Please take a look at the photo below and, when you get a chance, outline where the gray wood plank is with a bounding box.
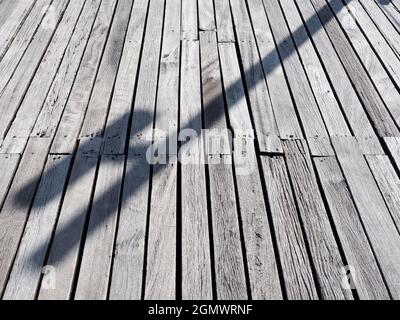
[3,155,72,300]
[0,154,20,209]
[144,0,180,299]
[0,0,70,141]
[329,0,400,129]
[283,140,351,299]
[198,0,215,31]
[261,155,318,300]
[32,0,105,139]
[180,40,212,300]
[38,139,101,300]
[295,0,383,155]
[50,0,119,154]
[384,137,400,171]
[75,155,125,300]
[96,0,148,155]
[0,0,53,95]
[279,0,351,137]
[215,0,235,42]
[181,0,198,40]
[309,0,399,138]
[0,0,88,154]
[234,140,282,299]
[374,0,400,34]
[80,0,134,153]
[366,155,400,233]
[208,155,248,299]
[244,0,303,141]
[0,137,51,295]
[315,156,390,299]
[262,0,334,156]
[332,136,400,299]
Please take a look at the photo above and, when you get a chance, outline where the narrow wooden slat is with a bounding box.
[0,0,53,95]
[50,0,119,154]
[366,155,400,232]
[3,155,72,300]
[0,137,51,295]
[374,0,400,34]
[0,0,36,59]
[32,0,105,139]
[38,139,101,300]
[198,0,215,31]
[234,141,282,299]
[208,155,248,299]
[0,154,20,209]
[309,0,399,138]
[332,137,400,299]
[75,155,125,300]
[295,0,383,155]
[328,0,400,129]
[315,157,390,299]
[245,0,303,141]
[261,155,318,300]
[79,0,134,153]
[181,0,198,40]
[144,0,180,299]
[384,137,400,171]
[180,40,212,300]
[109,0,166,300]
[263,0,334,156]
[214,0,235,42]
[0,0,70,140]
[279,0,351,137]
[0,0,87,154]
[283,140,351,299]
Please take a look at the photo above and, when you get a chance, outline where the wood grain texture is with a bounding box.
[215,0,235,42]
[3,155,71,300]
[384,137,400,171]
[332,137,400,299]
[261,155,318,300]
[198,0,215,31]
[315,156,390,299]
[181,0,198,40]
[0,154,20,209]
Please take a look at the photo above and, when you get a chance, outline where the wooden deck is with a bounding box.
[1,0,400,300]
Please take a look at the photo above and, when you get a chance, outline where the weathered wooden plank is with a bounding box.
[374,0,400,34]
[0,0,87,154]
[332,137,400,299]
[0,0,70,141]
[329,0,400,129]
[279,0,351,137]
[198,0,215,31]
[75,155,125,300]
[0,154,20,209]
[200,31,230,155]
[181,0,198,40]
[109,0,165,300]
[234,141,282,299]
[94,0,148,156]
[3,155,72,300]
[0,138,51,295]
[215,0,235,42]
[262,0,334,156]
[32,0,104,139]
[261,155,318,300]
[315,157,390,299]
[180,40,212,300]
[245,0,303,142]
[38,139,101,300]
[358,0,400,57]
[366,155,400,232]
[0,0,53,95]
[208,155,248,299]
[283,140,351,299]
[50,0,119,154]
[384,137,400,171]
[0,0,36,59]
[80,0,134,153]
[144,0,180,300]
[295,0,383,155]
[309,0,399,138]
